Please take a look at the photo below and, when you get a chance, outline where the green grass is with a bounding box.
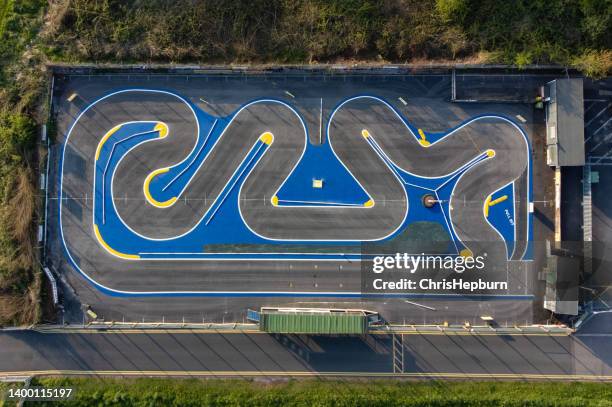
[0,381,23,407]
[0,0,10,38]
[29,378,612,406]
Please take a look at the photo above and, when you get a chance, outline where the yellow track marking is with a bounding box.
[93,224,139,260]
[271,195,279,206]
[259,132,274,145]
[361,129,370,138]
[486,149,496,157]
[459,248,473,258]
[484,195,492,217]
[143,167,178,208]
[484,194,508,217]
[363,199,375,208]
[417,129,431,147]
[95,125,122,161]
[154,122,169,138]
[489,195,508,207]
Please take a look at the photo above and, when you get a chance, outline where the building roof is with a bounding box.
[546,79,585,166]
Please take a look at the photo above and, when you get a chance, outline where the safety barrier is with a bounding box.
[30,321,573,336]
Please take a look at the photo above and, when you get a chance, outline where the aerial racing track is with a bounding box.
[59,89,532,295]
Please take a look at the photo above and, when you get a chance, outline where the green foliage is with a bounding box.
[0,0,45,84]
[40,0,611,75]
[0,0,11,38]
[572,49,612,79]
[515,50,533,68]
[29,377,612,406]
[0,113,36,288]
[0,113,36,159]
[442,0,611,66]
[436,0,469,22]
[0,0,45,325]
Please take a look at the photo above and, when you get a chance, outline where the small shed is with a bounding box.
[544,79,585,167]
[543,253,579,315]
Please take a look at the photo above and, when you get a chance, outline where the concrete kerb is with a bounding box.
[47,63,580,78]
[27,322,574,336]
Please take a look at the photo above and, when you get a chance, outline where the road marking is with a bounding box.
[489,195,508,206]
[143,167,178,208]
[284,90,295,98]
[97,123,163,222]
[593,147,612,163]
[515,114,526,123]
[205,141,267,225]
[484,193,508,217]
[593,117,612,135]
[319,98,323,144]
[162,119,218,192]
[276,199,363,207]
[32,328,572,336]
[0,370,607,380]
[417,128,430,147]
[95,124,122,161]
[154,122,169,138]
[484,195,492,217]
[585,102,611,127]
[398,97,407,106]
[589,130,612,152]
[459,248,473,257]
[259,132,274,145]
[93,224,140,260]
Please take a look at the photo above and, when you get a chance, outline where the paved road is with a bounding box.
[584,78,612,302]
[0,327,609,380]
[48,73,545,324]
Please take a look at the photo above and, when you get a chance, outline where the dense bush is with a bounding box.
[0,0,45,325]
[41,0,611,75]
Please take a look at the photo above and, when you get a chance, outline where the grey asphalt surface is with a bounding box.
[0,328,609,379]
[47,72,550,324]
[584,78,612,301]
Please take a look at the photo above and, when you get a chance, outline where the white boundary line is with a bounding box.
[481,181,513,260]
[447,117,530,260]
[98,123,160,223]
[162,119,218,192]
[204,141,266,225]
[59,91,533,298]
[435,189,459,253]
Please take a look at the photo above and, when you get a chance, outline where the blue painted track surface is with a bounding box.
[84,91,532,261]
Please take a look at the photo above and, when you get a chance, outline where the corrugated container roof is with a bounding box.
[259,312,368,334]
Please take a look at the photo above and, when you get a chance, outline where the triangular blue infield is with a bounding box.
[275,143,370,207]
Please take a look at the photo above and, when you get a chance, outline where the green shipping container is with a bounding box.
[259,312,367,334]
